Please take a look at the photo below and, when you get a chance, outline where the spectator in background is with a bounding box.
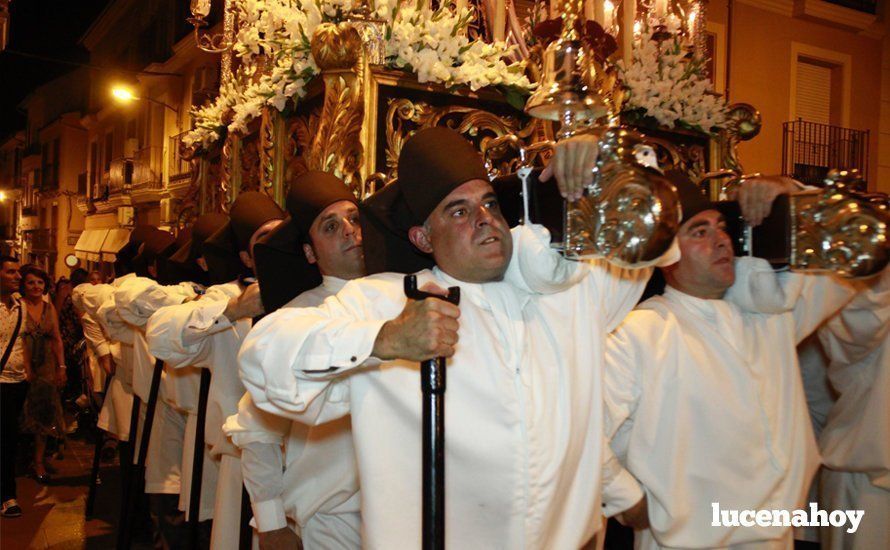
[1,256,26,518]
[19,265,67,483]
[55,269,88,402]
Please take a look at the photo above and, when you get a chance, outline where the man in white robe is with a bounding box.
[72,282,116,406]
[601,175,866,549]
[146,191,285,550]
[810,269,890,549]
[223,171,365,549]
[237,128,669,549]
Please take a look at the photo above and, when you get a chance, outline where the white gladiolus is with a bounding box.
[185,0,533,148]
[618,24,727,134]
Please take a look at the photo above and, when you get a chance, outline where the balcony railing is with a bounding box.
[169,132,193,183]
[131,146,163,189]
[782,119,869,187]
[823,0,876,14]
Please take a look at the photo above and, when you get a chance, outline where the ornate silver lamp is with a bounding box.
[523,0,681,268]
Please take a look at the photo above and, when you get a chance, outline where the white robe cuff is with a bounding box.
[182,299,234,346]
[252,498,288,533]
[302,319,387,375]
[602,468,645,518]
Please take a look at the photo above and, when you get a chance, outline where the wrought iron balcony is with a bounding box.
[131,146,163,189]
[782,119,869,188]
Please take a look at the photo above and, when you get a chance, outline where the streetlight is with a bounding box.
[111,85,179,115]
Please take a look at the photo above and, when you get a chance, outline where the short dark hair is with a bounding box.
[19,265,51,295]
[70,268,89,287]
[0,255,19,269]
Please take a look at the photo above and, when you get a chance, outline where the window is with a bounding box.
[795,59,832,124]
[104,131,114,172]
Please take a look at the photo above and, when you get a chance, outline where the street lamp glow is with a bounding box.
[111,86,137,102]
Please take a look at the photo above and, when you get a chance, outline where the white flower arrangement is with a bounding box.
[617,19,727,135]
[184,0,533,149]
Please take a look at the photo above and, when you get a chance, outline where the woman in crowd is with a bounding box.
[19,265,67,483]
[54,269,88,401]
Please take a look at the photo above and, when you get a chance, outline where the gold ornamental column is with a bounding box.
[306,23,366,193]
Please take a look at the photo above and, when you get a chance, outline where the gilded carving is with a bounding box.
[305,22,365,193]
[384,98,539,180]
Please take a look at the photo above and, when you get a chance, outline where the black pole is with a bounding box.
[404,275,460,550]
[135,359,164,469]
[85,375,113,518]
[189,369,212,550]
[116,393,143,550]
[239,485,252,550]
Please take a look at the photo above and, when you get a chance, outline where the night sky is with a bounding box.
[0,0,111,139]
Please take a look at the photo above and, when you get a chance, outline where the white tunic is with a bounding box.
[602,259,857,549]
[813,270,890,550]
[237,244,653,549]
[112,277,199,489]
[146,282,253,549]
[72,283,115,394]
[223,276,361,548]
[90,274,137,439]
[146,282,249,459]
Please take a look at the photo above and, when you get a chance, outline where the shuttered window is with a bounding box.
[795,60,832,124]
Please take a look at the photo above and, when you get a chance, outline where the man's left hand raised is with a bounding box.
[540,134,600,202]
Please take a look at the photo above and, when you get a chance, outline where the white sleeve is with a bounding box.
[238,278,400,424]
[503,224,586,294]
[504,224,677,300]
[789,272,858,343]
[80,311,111,357]
[97,300,133,344]
[817,269,890,365]
[722,256,858,340]
[223,393,291,533]
[601,319,646,516]
[145,297,232,369]
[114,279,197,328]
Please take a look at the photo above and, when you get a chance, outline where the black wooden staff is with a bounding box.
[85,374,113,518]
[116,392,142,550]
[119,358,165,548]
[189,368,212,550]
[404,275,460,550]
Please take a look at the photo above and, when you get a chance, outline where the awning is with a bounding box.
[74,229,110,263]
[100,228,132,262]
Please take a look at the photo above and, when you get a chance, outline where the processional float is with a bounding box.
[172,0,889,547]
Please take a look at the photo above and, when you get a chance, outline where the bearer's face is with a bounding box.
[304,200,365,280]
[665,209,735,298]
[411,179,513,283]
[1,261,21,293]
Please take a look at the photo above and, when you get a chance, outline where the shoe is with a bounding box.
[1,499,22,518]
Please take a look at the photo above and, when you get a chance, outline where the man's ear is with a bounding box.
[408,225,433,254]
[239,250,254,270]
[302,243,317,265]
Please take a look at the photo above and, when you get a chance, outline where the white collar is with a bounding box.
[321,276,348,294]
[432,267,529,313]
